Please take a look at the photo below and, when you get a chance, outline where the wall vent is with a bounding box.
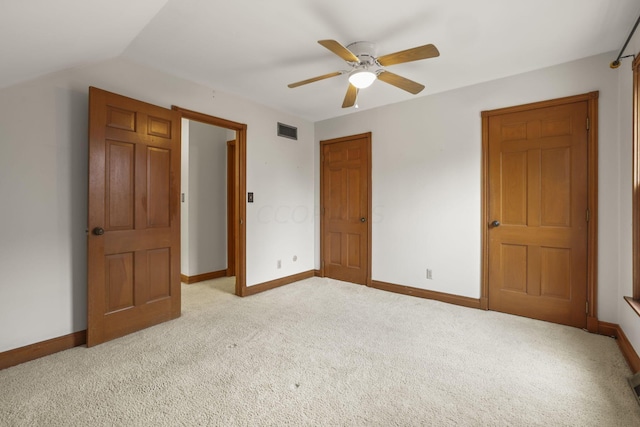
[277,122,298,140]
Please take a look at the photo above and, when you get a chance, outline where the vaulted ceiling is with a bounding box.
[2,0,639,121]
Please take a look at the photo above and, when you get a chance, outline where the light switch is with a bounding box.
[248,192,254,203]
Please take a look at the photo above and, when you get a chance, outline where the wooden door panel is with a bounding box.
[500,122,527,140]
[328,168,346,220]
[321,134,371,285]
[148,248,172,301]
[106,141,135,230]
[525,246,542,297]
[526,150,541,228]
[540,247,571,299]
[105,253,134,313]
[327,146,342,162]
[88,87,181,346]
[146,147,171,227]
[540,116,572,138]
[540,147,571,226]
[501,151,528,225]
[106,106,136,131]
[347,233,362,268]
[347,167,361,220]
[328,232,342,265]
[147,116,172,138]
[502,244,528,293]
[347,146,362,161]
[488,101,588,328]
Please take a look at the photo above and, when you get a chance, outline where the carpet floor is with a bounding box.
[1,277,639,426]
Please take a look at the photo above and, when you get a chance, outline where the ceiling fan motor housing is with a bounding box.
[346,41,379,68]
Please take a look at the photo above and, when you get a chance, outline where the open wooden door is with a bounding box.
[87,87,181,347]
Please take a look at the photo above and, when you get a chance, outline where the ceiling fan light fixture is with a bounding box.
[349,70,376,89]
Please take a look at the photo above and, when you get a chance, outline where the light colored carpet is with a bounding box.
[1,277,639,426]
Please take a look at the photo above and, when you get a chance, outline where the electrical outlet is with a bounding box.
[277,260,282,269]
[426,269,433,280]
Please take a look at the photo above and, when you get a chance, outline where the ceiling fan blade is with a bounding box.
[288,71,342,88]
[377,71,425,94]
[342,84,358,108]
[318,40,359,63]
[377,44,439,67]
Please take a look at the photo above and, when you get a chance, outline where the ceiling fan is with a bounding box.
[288,39,440,108]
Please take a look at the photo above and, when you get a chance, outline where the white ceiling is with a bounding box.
[2,0,639,121]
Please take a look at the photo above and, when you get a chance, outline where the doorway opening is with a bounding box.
[172,106,247,296]
[179,119,235,289]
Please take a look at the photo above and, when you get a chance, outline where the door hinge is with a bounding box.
[586,117,590,131]
[586,301,589,314]
[586,209,590,222]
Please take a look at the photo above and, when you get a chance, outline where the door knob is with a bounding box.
[93,227,105,236]
[490,220,500,227]
[360,217,366,223]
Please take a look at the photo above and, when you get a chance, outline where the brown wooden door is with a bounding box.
[87,87,181,346]
[487,101,588,328]
[321,133,371,285]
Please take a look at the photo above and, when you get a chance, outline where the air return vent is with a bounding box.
[277,122,297,140]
